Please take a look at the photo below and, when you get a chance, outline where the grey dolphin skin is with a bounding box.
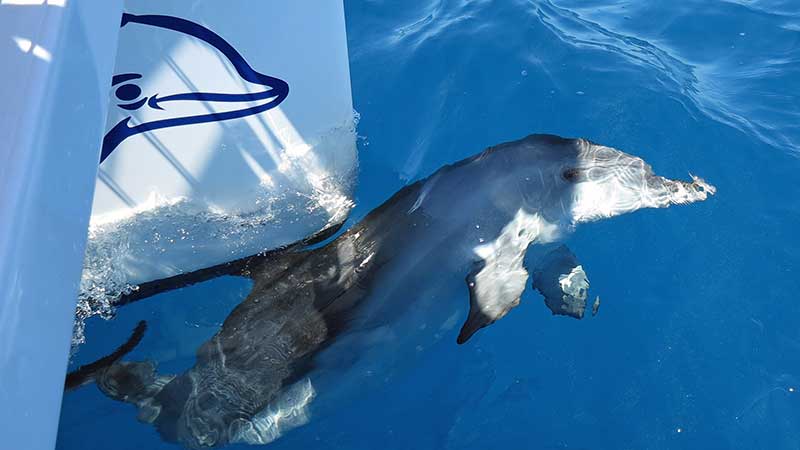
[68,134,715,448]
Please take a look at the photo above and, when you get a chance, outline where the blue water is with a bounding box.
[58,1,800,449]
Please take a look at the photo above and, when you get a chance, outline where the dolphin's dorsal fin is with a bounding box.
[457,209,559,344]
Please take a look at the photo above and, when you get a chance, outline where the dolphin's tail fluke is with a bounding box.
[64,321,147,391]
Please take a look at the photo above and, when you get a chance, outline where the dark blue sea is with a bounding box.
[58,1,800,449]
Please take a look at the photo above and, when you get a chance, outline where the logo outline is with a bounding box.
[100,13,290,164]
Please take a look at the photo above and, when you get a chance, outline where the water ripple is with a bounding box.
[531,0,702,118]
[353,0,799,155]
[539,0,800,153]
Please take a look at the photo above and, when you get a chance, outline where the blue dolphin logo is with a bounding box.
[100,13,290,164]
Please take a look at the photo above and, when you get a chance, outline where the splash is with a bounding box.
[73,119,358,349]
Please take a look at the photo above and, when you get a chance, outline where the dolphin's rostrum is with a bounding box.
[69,134,715,448]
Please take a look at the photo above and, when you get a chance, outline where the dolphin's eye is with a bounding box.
[562,168,581,182]
[115,83,141,101]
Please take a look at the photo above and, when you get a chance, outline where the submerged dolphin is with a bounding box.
[69,134,715,448]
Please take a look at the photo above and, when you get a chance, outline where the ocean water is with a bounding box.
[58,1,800,449]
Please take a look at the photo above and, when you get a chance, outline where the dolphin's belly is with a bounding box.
[298,253,469,413]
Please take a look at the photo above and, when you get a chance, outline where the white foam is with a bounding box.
[73,123,358,349]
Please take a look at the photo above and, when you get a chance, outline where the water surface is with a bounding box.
[59,1,800,449]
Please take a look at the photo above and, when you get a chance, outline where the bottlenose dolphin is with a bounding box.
[68,134,715,448]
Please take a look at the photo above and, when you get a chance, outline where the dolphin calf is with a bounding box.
[69,134,715,448]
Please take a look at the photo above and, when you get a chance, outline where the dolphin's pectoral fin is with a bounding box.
[457,209,554,344]
[531,245,590,319]
[457,261,530,344]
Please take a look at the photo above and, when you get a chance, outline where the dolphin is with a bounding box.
[67,134,715,448]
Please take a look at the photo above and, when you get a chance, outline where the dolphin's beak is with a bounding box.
[646,173,716,207]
